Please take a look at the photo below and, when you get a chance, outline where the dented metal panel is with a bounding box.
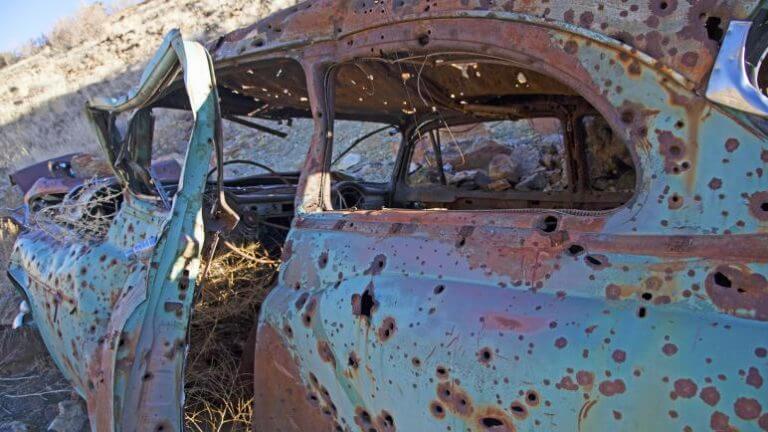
[249,7,768,432]
[7,31,220,431]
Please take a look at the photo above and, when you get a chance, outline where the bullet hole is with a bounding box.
[620,109,635,124]
[761,202,768,212]
[360,409,371,423]
[418,33,430,45]
[477,347,493,364]
[567,244,584,256]
[480,417,504,428]
[641,292,653,301]
[436,365,448,378]
[713,272,732,288]
[360,289,375,318]
[659,1,668,9]
[433,284,445,295]
[143,372,153,381]
[365,254,387,275]
[430,401,446,418]
[638,306,647,318]
[412,357,422,367]
[283,324,294,338]
[293,281,301,291]
[510,401,528,419]
[526,390,540,406]
[348,351,360,369]
[585,255,604,267]
[295,292,309,310]
[456,237,467,247]
[302,298,317,327]
[675,120,685,129]
[538,215,559,233]
[318,251,329,269]
[705,16,724,43]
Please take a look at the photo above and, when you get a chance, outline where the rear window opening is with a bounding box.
[328,55,637,211]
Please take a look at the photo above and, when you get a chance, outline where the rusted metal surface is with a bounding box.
[7,0,768,431]
[7,31,221,431]
[243,1,768,431]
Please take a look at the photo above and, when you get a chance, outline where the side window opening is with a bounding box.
[327,56,636,212]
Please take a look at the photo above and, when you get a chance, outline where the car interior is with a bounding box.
[142,53,638,251]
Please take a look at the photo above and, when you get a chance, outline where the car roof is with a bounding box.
[209,0,761,88]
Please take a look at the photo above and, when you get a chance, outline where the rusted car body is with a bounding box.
[5,0,768,431]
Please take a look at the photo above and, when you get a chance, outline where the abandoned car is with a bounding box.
[4,0,768,430]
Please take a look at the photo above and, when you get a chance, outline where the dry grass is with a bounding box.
[48,4,110,51]
[185,241,279,432]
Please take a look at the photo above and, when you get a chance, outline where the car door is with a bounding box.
[7,30,228,432]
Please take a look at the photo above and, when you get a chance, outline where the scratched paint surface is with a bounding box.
[249,1,768,431]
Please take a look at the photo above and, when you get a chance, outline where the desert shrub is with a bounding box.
[48,3,109,51]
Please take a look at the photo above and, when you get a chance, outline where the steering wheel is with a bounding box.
[332,181,367,210]
[206,159,293,185]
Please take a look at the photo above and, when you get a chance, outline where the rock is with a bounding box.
[47,399,88,432]
[515,171,548,191]
[447,140,511,171]
[488,154,519,181]
[487,179,511,192]
[0,421,30,432]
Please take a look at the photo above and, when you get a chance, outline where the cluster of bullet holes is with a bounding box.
[537,215,559,233]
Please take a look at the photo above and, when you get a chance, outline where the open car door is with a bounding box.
[7,30,234,431]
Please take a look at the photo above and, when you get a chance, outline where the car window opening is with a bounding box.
[329,55,636,211]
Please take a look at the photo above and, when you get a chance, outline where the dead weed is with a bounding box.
[184,241,278,431]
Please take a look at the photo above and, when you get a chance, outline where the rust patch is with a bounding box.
[700,386,721,406]
[734,397,762,421]
[252,324,339,431]
[673,378,697,398]
[598,379,626,397]
[725,138,740,152]
[317,340,337,368]
[747,367,764,389]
